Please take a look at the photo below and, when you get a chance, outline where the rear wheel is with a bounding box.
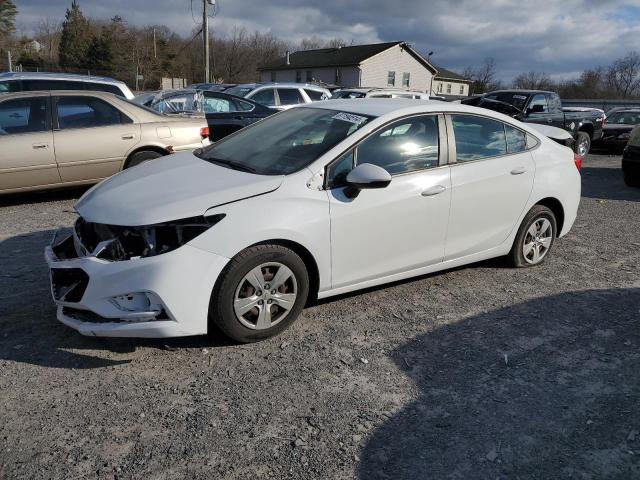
[210,244,309,343]
[508,205,557,268]
[575,131,591,157]
[125,150,163,169]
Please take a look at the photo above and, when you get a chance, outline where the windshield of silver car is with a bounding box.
[195,107,374,175]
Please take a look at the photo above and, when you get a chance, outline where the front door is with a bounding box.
[445,114,535,260]
[0,94,60,192]
[328,114,451,289]
[52,95,139,182]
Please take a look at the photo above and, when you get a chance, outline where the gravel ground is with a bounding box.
[0,154,639,480]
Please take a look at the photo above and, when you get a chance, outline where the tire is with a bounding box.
[575,131,591,157]
[210,244,309,343]
[623,170,640,188]
[508,205,557,268]
[125,150,163,169]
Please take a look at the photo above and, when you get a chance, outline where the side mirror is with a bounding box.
[344,163,391,198]
[527,104,544,115]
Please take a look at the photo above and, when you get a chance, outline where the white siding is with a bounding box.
[359,44,433,93]
[260,67,360,86]
[432,80,470,97]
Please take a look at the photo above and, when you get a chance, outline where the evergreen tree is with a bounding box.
[0,0,17,39]
[84,27,113,72]
[59,0,90,69]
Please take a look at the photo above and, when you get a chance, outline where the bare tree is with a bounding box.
[606,51,640,98]
[512,71,555,90]
[34,19,62,64]
[463,57,500,94]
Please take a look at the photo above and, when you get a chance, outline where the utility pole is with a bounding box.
[7,51,12,72]
[202,0,210,83]
[153,28,157,59]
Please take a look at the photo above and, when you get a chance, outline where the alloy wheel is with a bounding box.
[233,262,298,330]
[522,217,553,265]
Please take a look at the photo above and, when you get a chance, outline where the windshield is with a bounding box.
[606,111,640,125]
[225,86,253,98]
[331,90,366,99]
[484,92,529,111]
[195,107,373,175]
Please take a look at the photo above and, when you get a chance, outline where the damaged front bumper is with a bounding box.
[45,228,229,338]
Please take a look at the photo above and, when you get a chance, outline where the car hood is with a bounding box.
[75,152,283,226]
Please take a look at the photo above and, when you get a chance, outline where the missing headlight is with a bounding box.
[75,214,225,261]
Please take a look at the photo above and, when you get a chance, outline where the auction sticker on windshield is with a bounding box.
[332,112,368,125]
[513,95,527,100]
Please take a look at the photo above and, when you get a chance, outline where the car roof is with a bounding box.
[0,71,125,85]
[303,98,475,117]
[233,82,329,90]
[487,89,554,95]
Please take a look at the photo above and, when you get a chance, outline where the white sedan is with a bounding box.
[46,99,581,342]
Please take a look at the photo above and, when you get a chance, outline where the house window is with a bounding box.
[402,72,410,88]
[387,71,396,87]
[437,83,443,93]
[296,71,302,83]
[446,83,451,94]
[306,70,313,82]
[459,85,464,95]
[270,71,276,82]
[335,68,342,85]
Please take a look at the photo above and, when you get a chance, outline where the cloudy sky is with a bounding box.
[15,0,640,81]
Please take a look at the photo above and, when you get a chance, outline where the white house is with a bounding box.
[258,41,438,94]
[431,66,472,98]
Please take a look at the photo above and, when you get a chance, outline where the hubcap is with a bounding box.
[577,138,589,157]
[233,262,297,330]
[522,217,553,265]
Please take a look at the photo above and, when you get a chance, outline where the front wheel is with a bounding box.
[508,205,557,268]
[210,244,309,343]
[575,131,591,157]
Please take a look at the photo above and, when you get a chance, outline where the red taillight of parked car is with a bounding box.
[200,127,209,139]
[574,153,582,171]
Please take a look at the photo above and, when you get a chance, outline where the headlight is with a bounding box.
[74,214,225,261]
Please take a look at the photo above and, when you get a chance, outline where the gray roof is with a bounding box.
[433,66,471,82]
[260,41,437,73]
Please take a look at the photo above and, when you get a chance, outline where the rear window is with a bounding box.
[304,89,325,101]
[277,88,304,106]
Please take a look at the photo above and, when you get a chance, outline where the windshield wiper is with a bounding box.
[207,158,258,174]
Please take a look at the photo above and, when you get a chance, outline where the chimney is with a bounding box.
[286,51,290,65]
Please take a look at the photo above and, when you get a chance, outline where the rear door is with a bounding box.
[203,91,274,141]
[445,114,535,260]
[52,94,139,182]
[0,94,60,191]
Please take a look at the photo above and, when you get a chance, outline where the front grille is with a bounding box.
[62,306,122,323]
[51,268,89,303]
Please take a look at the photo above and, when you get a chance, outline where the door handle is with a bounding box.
[546,118,553,123]
[32,143,48,149]
[121,134,135,140]
[511,166,527,175]
[421,185,447,196]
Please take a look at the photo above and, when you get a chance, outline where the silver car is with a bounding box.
[331,87,429,99]
[0,91,209,194]
[224,83,331,110]
[0,72,135,99]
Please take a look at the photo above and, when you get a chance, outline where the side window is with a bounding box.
[546,93,562,113]
[451,114,507,162]
[0,97,48,135]
[22,79,83,91]
[505,124,527,153]
[387,71,396,87]
[326,150,354,189]
[249,88,276,107]
[0,80,21,93]
[203,96,254,113]
[56,96,127,130]
[356,115,439,175]
[277,88,304,106]
[89,82,124,97]
[304,89,324,101]
[528,94,548,114]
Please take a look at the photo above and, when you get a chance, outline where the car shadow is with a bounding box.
[0,229,233,370]
[357,288,640,479]
[581,166,640,202]
[0,185,91,207]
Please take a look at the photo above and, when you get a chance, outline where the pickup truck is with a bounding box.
[462,90,605,156]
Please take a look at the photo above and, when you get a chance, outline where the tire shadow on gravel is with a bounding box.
[581,166,640,202]
[0,230,233,370]
[358,288,640,480]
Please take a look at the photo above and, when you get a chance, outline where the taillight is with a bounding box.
[573,152,582,171]
[199,127,209,139]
